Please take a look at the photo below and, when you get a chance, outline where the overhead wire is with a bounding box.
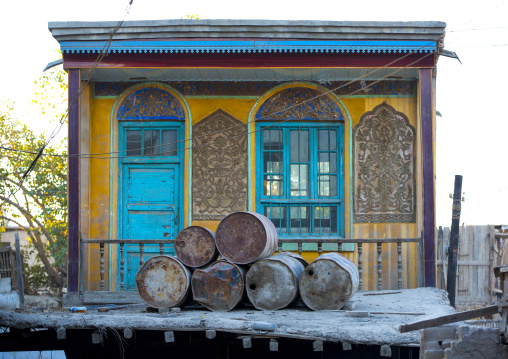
[0,0,134,210]
[1,45,436,161]
[0,38,440,160]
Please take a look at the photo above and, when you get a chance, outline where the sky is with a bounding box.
[0,0,507,226]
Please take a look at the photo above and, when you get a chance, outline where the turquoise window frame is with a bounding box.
[256,121,345,250]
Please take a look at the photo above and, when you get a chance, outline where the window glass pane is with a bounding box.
[330,130,337,151]
[318,129,337,151]
[290,206,309,234]
[314,206,338,234]
[318,153,330,173]
[265,206,287,234]
[263,129,283,150]
[161,130,177,156]
[264,152,283,173]
[318,130,329,151]
[290,130,309,162]
[264,175,283,196]
[126,130,142,156]
[330,152,337,172]
[319,175,337,196]
[144,130,160,156]
[290,164,308,196]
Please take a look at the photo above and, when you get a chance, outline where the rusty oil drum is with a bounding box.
[191,260,247,311]
[175,226,218,268]
[135,255,192,309]
[215,212,278,264]
[299,253,359,310]
[246,252,306,310]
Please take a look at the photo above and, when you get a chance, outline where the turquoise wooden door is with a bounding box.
[118,123,184,290]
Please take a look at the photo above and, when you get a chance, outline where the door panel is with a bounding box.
[121,164,179,290]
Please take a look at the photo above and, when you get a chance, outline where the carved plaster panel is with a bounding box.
[353,103,416,223]
[255,87,344,121]
[192,109,248,221]
[117,87,185,120]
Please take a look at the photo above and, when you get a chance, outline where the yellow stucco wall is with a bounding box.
[83,82,422,291]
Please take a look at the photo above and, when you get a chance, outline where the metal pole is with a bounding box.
[14,232,25,308]
[447,175,463,308]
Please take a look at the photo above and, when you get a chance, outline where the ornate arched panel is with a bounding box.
[255,87,344,121]
[353,103,416,223]
[117,87,185,120]
[192,109,248,221]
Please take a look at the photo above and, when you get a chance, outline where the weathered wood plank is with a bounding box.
[83,291,143,304]
[399,305,499,333]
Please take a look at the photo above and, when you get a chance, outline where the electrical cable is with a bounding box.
[0,0,134,210]
[0,48,435,161]
[0,38,440,160]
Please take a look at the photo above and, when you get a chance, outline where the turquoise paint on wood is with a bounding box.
[118,121,184,291]
[121,164,179,290]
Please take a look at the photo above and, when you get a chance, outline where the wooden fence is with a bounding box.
[436,225,507,310]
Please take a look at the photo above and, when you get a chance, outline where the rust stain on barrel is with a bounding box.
[191,260,246,311]
[215,212,278,264]
[135,255,191,309]
[175,226,218,268]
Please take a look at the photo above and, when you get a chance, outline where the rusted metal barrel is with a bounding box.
[215,212,278,264]
[175,226,218,268]
[135,255,192,309]
[191,260,247,311]
[246,252,306,310]
[299,253,359,310]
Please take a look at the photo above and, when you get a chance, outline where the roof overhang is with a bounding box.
[48,20,446,82]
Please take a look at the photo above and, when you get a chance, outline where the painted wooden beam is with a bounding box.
[420,68,436,287]
[62,52,435,69]
[68,69,80,294]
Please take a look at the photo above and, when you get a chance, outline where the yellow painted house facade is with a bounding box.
[48,20,448,301]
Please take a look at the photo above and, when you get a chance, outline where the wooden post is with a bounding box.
[14,232,24,308]
[447,175,463,308]
[68,69,80,294]
[420,68,436,287]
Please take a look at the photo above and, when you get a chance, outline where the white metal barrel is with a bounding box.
[299,253,359,310]
[246,252,306,310]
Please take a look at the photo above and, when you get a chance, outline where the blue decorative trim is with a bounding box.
[61,40,437,54]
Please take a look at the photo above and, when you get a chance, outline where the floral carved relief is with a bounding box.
[117,87,185,120]
[192,109,248,221]
[255,87,343,121]
[353,103,416,223]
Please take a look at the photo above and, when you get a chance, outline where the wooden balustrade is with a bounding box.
[81,236,422,294]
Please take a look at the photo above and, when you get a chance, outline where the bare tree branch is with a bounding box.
[0,195,55,246]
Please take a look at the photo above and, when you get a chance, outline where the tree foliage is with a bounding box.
[0,62,68,291]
